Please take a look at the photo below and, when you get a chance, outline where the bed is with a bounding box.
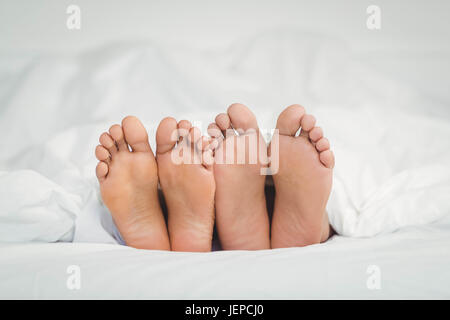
[1,219,450,299]
[0,21,449,299]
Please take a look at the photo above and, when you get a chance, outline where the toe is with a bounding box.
[95,145,111,163]
[178,120,192,131]
[216,113,235,139]
[207,123,223,139]
[99,132,117,155]
[122,116,153,153]
[319,150,335,169]
[202,149,214,168]
[109,124,128,152]
[186,126,202,164]
[227,103,258,134]
[215,113,231,131]
[207,137,220,151]
[309,127,323,143]
[197,136,211,151]
[177,120,192,142]
[299,114,316,138]
[188,126,202,145]
[275,104,306,136]
[96,161,109,182]
[156,117,178,154]
[315,137,330,152]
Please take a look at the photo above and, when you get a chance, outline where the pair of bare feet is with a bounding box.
[95,104,334,252]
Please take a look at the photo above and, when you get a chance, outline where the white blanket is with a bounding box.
[1,219,450,299]
[0,31,449,244]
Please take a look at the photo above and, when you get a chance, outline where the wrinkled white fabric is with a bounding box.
[0,31,449,243]
[1,219,450,299]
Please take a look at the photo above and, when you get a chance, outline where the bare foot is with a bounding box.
[208,103,270,250]
[156,117,215,252]
[95,116,170,250]
[270,105,334,248]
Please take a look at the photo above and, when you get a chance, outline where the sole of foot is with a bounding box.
[156,117,215,252]
[269,104,334,249]
[95,116,170,250]
[208,103,270,250]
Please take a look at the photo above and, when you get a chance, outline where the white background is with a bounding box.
[1,0,449,105]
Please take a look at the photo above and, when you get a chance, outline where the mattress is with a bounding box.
[1,218,449,299]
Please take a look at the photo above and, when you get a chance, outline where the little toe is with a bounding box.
[95,145,111,163]
[122,116,152,153]
[319,149,335,169]
[96,161,109,182]
[275,104,306,136]
[227,103,258,134]
[202,149,214,168]
[109,124,128,152]
[156,117,178,154]
[208,138,220,152]
[315,137,330,152]
[299,114,316,138]
[99,132,117,155]
[208,123,223,139]
[309,127,324,143]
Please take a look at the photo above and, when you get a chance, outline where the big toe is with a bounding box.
[275,104,306,136]
[121,116,152,153]
[156,117,178,154]
[227,103,259,134]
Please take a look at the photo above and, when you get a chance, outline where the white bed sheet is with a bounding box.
[1,218,450,299]
[1,31,450,299]
[0,31,449,244]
